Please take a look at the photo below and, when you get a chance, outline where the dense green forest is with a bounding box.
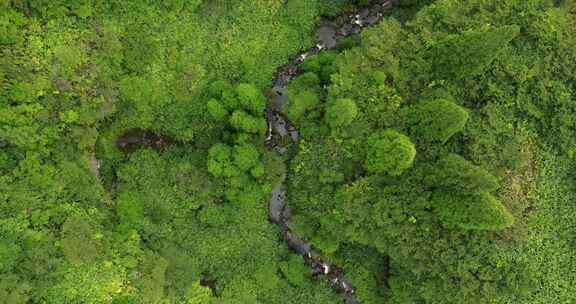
[1,0,575,303]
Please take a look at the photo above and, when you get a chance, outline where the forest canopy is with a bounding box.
[0,0,575,303]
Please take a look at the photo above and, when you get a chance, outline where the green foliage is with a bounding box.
[229,110,267,134]
[431,25,521,80]
[207,143,263,179]
[43,262,128,304]
[404,98,469,143]
[424,153,499,192]
[205,81,267,135]
[0,274,30,304]
[137,251,169,303]
[432,191,515,230]
[116,192,145,233]
[233,143,261,173]
[60,214,102,265]
[207,99,228,121]
[207,143,234,178]
[2,0,575,303]
[279,255,310,287]
[236,83,266,115]
[364,129,416,176]
[325,98,358,128]
[302,51,338,84]
[285,72,323,124]
[0,242,21,273]
[287,90,321,122]
[185,281,212,304]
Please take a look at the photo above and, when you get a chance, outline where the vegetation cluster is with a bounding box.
[0,0,574,303]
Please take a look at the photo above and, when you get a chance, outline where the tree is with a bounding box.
[236,83,266,115]
[279,255,310,287]
[404,98,469,143]
[0,274,30,304]
[116,191,145,234]
[302,51,338,84]
[207,99,228,121]
[424,153,499,193]
[432,191,514,230]
[0,242,21,273]
[229,110,266,134]
[325,98,358,128]
[207,144,235,177]
[60,214,102,265]
[286,90,320,123]
[285,72,323,123]
[233,143,260,172]
[431,25,520,80]
[138,251,169,303]
[287,72,322,95]
[186,281,212,304]
[198,204,230,226]
[364,129,416,176]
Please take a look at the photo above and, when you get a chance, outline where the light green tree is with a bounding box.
[432,191,514,230]
[325,98,358,128]
[364,129,416,176]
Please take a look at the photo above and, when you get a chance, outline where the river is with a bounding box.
[266,1,396,303]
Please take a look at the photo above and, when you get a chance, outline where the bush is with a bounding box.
[364,129,416,176]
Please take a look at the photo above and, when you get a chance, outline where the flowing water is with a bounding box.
[266,1,396,302]
[112,2,396,301]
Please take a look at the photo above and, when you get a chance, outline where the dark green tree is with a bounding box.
[424,153,499,192]
[60,214,102,265]
[0,242,21,273]
[431,25,520,80]
[302,51,338,84]
[233,143,262,177]
[404,98,469,143]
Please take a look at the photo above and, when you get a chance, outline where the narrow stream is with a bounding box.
[266,1,396,303]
